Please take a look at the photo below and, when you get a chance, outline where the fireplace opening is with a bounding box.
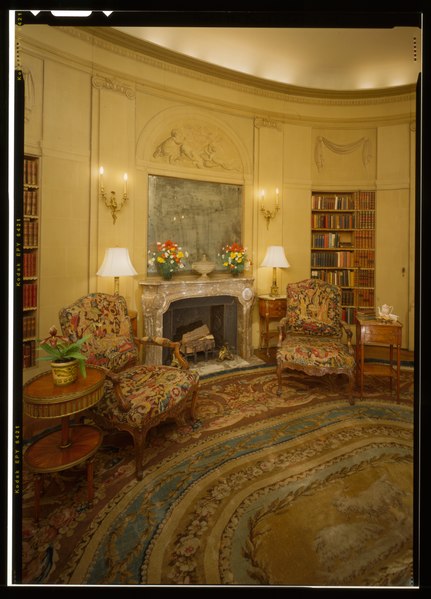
[163,295,238,364]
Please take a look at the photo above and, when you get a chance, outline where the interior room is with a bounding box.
[12,9,424,589]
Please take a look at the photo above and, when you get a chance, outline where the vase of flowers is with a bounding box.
[38,326,90,385]
[148,239,188,280]
[220,242,249,276]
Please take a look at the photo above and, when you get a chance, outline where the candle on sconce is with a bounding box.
[276,188,279,207]
[123,173,128,195]
[99,166,104,188]
[260,189,265,209]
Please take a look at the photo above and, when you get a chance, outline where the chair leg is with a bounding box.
[132,430,149,481]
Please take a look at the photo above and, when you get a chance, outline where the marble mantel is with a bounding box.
[139,276,255,365]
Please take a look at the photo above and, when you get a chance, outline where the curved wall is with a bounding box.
[20,24,417,357]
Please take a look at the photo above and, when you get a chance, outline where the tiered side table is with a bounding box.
[23,366,106,521]
[355,316,403,402]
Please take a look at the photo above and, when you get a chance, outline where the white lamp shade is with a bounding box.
[97,248,138,277]
[260,246,290,268]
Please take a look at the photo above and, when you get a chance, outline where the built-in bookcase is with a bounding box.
[23,155,40,368]
[311,191,375,324]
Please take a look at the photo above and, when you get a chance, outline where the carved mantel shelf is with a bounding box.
[139,276,255,365]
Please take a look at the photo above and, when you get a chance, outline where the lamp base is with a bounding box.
[269,283,280,297]
[269,267,280,297]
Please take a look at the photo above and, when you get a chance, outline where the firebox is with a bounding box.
[163,295,237,364]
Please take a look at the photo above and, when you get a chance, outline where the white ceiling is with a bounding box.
[114,26,422,91]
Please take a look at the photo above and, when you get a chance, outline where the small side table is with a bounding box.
[258,295,287,354]
[23,366,106,521]
[355,316,403,402]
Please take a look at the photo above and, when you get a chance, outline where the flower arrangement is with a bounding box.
[148,239,188,280]
[38,326,90,378]
[220,242,249,275]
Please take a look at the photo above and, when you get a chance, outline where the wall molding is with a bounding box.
[92,75,135,99]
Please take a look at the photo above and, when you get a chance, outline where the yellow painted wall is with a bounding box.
[20,25,417,381]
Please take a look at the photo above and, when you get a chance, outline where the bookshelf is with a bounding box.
[311,191,375,324]
[23,155,40,368]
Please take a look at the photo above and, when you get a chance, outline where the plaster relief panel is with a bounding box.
[137,110,247,175]
[312,129,377,185]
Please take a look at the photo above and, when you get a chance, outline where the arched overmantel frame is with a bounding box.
[136,105,253,182]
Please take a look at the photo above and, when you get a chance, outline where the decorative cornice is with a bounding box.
[63,26,417,108]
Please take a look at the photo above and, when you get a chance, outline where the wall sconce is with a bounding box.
[99,166,129,224]
[97,247,137,295]
[260,245,290,297]
[260,188,280,229]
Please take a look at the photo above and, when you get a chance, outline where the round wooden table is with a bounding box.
[23,366,106,521]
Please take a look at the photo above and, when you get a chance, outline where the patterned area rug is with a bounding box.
[21,366,415,587]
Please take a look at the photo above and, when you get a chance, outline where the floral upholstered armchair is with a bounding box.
[59,293,199,480]
[276,279,355,403]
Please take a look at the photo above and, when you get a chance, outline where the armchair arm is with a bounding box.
[341,322,353,351]
[92,366,133,413]
[277,316,289,345]
[135,335,190,370]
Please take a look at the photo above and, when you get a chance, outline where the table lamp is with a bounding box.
[260,245,290,296]
[97,247,137,295]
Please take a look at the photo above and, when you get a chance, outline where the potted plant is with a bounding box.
[147,239,188,280]
[38,326,90,386]
[219,242,250,276]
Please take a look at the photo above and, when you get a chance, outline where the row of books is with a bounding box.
[312,213,375,229]
[342,307,357,324]
[312,193,376,211]
[356,270,375,287]
[355,191,376,210]
[311,232,351,248]
[356,211,375,229]
[23,314,37,339]
[356,288,375,307]
[23,219,38,247]
[23,251,37,277]
[311,213,355,229]
[23,190,38,216]
[311,269,355,287]
[311,251,354,267]
[341,289,354,305]
[354,231,375,249]
[23,282,37,309]
[24,158,38,187]
[354,249,375,267]
[23,340,37,368]
[311,195,355,210]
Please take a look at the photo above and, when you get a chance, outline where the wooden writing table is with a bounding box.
[23,366,106,521]
[355,316,403,402]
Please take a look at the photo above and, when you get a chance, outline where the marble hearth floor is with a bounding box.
[188,353,266,377]
[188,343,415,378]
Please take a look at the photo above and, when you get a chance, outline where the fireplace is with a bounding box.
[163,295,237,364]
[139,277,255,365]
